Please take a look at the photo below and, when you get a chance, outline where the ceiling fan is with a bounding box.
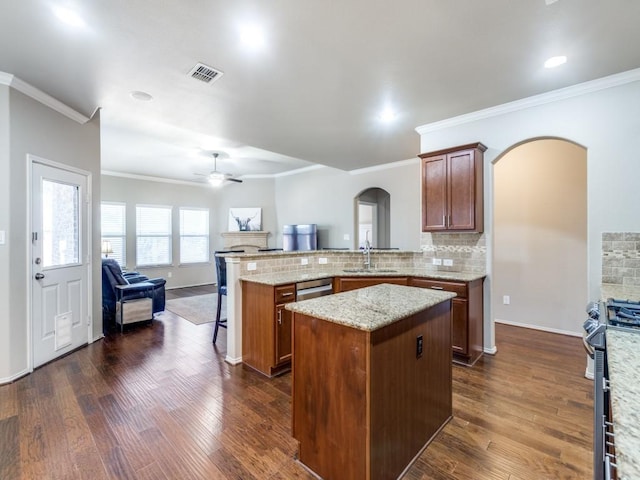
[196,152,243,186]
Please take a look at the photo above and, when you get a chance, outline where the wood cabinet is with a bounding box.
[410,277,484,366]
[334,276,408,293]
[420,142,486,233]
[242,282,295,376]
[292,301,452,480]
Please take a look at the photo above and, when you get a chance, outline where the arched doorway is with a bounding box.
[354,188,391,249]
[492,138,587,336]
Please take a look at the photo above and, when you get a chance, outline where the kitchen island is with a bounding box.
[287,283,455,480]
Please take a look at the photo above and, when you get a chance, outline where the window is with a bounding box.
[101,202,126,266]
[136,205,172,266]
[180,208,210,264]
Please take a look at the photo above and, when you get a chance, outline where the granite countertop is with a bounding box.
[285,283,456,332]
[240,268,485,286]
[600,283,640,480]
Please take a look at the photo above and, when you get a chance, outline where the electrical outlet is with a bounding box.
[247,262,257,271]
[343,234,350,241]
[319,257,328,264]
[432,258,442,266]
[0,230,5,245]
[301,258,308,265]
[503,295,510,305]
[167,271,172,278]
[443,259,453,266]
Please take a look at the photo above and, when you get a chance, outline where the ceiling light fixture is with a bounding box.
[130,91,153,102]
[52,6,86,28]
[544,55,567,69]
[379,108,397,123]
[208,172,225,187]
[239,24,266,49]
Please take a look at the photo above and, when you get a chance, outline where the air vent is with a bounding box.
[188,62,224,84]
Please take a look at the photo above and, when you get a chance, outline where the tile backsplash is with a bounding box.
[419,232,487,274]
[602,232,640,285]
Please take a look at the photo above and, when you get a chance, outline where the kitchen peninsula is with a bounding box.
[287,283,455,480]
[220,250,485,368]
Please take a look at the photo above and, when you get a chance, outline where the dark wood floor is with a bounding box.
[0,287,593,479]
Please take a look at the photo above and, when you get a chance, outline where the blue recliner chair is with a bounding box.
[101,258,166,331]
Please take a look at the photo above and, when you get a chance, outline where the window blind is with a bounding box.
[180,208,209,264]
[136,205,172,266]
[101,202,126,266]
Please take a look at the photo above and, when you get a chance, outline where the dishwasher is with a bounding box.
[296,278,333,301]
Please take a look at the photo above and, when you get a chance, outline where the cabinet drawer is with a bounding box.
[275,284,296,303]
[410,278,467,299]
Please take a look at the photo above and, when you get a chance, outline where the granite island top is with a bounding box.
[285,283,455,332]
[240,268,485,286]
[600,283,640,480]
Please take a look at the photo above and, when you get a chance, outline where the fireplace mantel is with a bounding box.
[221,231,270,252]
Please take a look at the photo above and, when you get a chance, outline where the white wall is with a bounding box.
[418,77,640,341]
[101,174,277,287]
[493,139,587,335]
[274,161,421,250]
[0,85,10,378]
[1,88,101,382]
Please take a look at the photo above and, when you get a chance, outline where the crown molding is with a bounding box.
[101,170,216,188]
[415,68,640,135]
[0,71,90,124]
[348,157,419,175]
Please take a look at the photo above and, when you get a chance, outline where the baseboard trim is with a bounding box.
[225,355,243,366]
[166,282,216,290]
[484,345,498,355]
[0,368,32,385]
[495,319,582,337]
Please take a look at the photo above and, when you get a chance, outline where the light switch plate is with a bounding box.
[319,257,328,264]
[443,259,453,266]
[432,258,442,266]
[0,230,4,245]
[343,234,350,241]
[247,262,257,271]
[301,258,308,265]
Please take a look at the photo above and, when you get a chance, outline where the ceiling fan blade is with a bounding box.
[227,177,243,183]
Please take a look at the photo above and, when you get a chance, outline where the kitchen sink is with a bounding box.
[342,268,398,273]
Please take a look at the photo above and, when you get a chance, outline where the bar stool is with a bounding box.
[213,250,244,343]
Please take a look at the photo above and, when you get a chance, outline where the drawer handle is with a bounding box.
[430,286,444,290]
[281,292,294,297]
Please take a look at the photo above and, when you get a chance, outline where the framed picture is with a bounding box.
[228,208,262,231]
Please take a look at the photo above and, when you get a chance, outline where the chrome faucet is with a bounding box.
[363,231,372,269]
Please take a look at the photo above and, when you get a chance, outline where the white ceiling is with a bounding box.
[1,1,640,184]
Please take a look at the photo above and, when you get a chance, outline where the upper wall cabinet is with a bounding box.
[419,142,486,233]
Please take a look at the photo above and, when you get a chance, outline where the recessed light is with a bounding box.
[239,24,266,49]
[52,6,86,28]
[544,55,567,69]
[130,91,153,102]
[378,108,397,123]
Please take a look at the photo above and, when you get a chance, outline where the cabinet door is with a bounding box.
[451,298,468,355]
[275,304,292,365]
[448,149,477,231]
[422,155,448,231]
[336,277,408,293]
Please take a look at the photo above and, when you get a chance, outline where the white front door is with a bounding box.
[31,161,89,368]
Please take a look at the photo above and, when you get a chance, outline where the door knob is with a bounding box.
[35,273,45,280]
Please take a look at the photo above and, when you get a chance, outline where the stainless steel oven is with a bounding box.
[583,302,617,480]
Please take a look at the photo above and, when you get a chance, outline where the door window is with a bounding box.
[42,179,80,267]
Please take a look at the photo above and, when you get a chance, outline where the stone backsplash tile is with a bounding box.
[602,232,640,286]
[420,232,486,274]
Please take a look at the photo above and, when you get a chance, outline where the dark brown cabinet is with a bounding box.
[409,277,484,366]
[334,276,408,293]
[242,282,295,377]
[420,142,486,233]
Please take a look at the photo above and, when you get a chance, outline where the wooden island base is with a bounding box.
[291,299,453,480]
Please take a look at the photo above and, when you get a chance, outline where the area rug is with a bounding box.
[165,294,224,325]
